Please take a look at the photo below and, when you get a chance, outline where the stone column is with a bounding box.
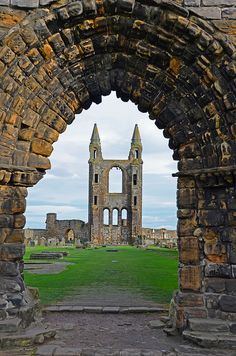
[0,185,27,319]
[170,168,236,333]
[0,169,43,328]
[199,170,236,320]
[170,175,205,331]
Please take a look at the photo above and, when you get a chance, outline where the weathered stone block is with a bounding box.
[14,214,25,229]
[4,33,26,54]
[117,0,134,13]
[219,295,236,312]
[177,209,195,219]
[177,188,197,209]
[175,291,204,307]
[180,266,202,291]
[187,7,221,19]
[205,278,226,293]
[0,46,15,64]
[0,215,13,228]
[0,277,21,293]
[198,210,225,226]
[179,236,199,264]
[184,0,200,6]
[204,242,227,263]
[31,139,53,157]
[0,243,25,261]
[42,109,67,134]
[205,293,220,310]
[178,217,197,236]
[11,0,39,8]
[230,322,236,334]
[28,153,51,170]
[184,307,208,319]
[189,317,229,332]
[40,0,55,5]
[0,261,19,276]
[82,0,97,14]
[0,0,10,5]
[5,229,24,243]
[225,280,236,295]
[203,0,236,5]
[222,8,236,19]
[205,263,231,278]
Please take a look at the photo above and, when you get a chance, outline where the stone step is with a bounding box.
[183,330,236,349]
[0,317,21,333]
[36,345,163,356]
[30,253,63,260]
[0,323,56,349]
[188,318,230,332]
[44,305,168,314]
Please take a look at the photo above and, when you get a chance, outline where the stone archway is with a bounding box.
[65,229,75,243]
[0,0,235,341]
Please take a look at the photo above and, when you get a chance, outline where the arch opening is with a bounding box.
[109,167,123,193]
[103,209,110,225]
[112,209,119,226]
[65,229,75,244]
[121,209,128,227]
[0,0,235,339]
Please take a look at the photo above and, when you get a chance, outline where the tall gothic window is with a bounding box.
[103,209,109,225]
[109,167,123,193]
[112,209,119,225]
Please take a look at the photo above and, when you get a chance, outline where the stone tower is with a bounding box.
[88,124,143,245]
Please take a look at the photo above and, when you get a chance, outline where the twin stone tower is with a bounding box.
[88,124,143,245]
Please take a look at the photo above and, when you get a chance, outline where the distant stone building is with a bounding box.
[24,228,46,246]
[88,124,143,245]
[142,228,177,248]
[24,213,89,246]
[24,124,177,247]
[45,213,89,244]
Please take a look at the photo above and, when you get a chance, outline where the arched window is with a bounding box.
[121,209,127,226]
[135,150,139,159]
[112,209,119,225]
[109,167,123,193]
[103,209,109,225]
[65,229,75,243]
[93,150,97,159]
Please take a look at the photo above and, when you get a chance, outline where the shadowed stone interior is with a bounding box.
[0,0,235,344]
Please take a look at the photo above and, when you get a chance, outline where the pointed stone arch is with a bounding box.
[0,0,235,340]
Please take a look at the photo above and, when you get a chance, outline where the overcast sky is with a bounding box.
[25,93,178,230]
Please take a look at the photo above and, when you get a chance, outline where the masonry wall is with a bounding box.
[0,0,235,20]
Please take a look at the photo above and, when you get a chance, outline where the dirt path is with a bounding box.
[37,287,234,355]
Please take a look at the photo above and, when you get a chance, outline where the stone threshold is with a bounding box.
[43,306,168,314]
[36,345,166,356]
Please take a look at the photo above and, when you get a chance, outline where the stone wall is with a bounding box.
[0,0,235,21]
[142,227,177,247]
[46,213,89,243]
[24,227,46,245]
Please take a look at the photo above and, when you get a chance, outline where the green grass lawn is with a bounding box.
[24,246,178,305]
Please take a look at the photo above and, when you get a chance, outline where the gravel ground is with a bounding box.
[44,311,181,351]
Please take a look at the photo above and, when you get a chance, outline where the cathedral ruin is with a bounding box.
[88,123,143,245]
[25,124,176,247]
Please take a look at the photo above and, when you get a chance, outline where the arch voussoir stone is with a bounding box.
[0,0,235,345]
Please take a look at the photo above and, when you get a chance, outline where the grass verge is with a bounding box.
[24,246,178,305]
